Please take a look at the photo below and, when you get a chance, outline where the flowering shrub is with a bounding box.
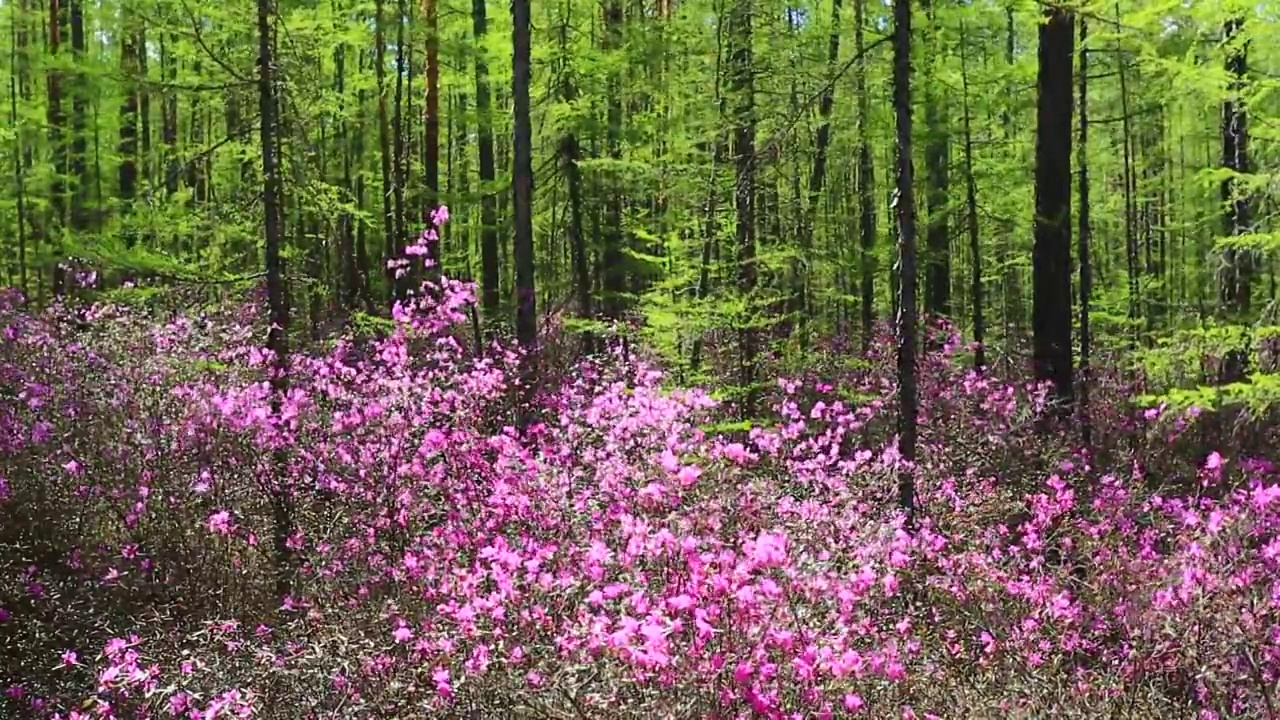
[3,213,1280,718]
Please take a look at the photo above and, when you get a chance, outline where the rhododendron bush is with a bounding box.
[4,228,1280,719]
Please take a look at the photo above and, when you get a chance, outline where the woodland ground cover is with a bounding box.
[3,237,1280,720]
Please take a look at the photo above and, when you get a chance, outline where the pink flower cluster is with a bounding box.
[1,215,1279,717]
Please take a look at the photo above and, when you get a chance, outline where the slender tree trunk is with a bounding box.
[727,0,757,418]
[1219,15,1251,383]
[47,0,66,297]
[68,0,87,232]
[161,34,178,198]
[355,50,373,312]
[1000,4,1020,349]
[11,2,29,296]
[1116,25,1139,342]
[892,0,918,523]
[422,0,441,258]
[392,0,408,296]
[797,0,842,344]
[920,0,949,321]
[601,0,626,321]
[118,11,139,248]
[375,0,397,305]
[960,23,983,369]
[473,0,500,324]
[512,0,537,426]
[256,0,294,603]
[558,8,592,350]
[138,25,150,191]
[1031,4,1075,411]
[335,40,360,310]
[1077,17,1093,448]
[856,0,876,353]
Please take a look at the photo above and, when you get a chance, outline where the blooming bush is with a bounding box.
[3,213,1280,719]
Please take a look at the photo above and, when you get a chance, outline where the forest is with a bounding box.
[3,0,1280,716]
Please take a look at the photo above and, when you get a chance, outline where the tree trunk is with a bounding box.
[1219,15,1251,383]
[920,0,949,321]
[118,11,139,247]
[601,0,627,321]
[855,0,876,353]
[375,0,397,305]
[1077,17,1093,448]
[392,0,409,296]
[11,1,30,296]
[892,0,918,523]
[47,0,66,296]
[512,0,538,425]
[1031,5,1075,411]
[727,0,757,418]
[473,0,500,324]
[960,23,983,369]
[422,0,441,260]
[161,33,179,198]
[558,8,592,350]
[256,0,294,603]
[68,0,87,232]
[798,0,842,343]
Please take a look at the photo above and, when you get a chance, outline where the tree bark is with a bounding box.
[512,0,538,426]
[256,0,294,603]
[892,0,918,523]
[1031,5,1075,410]
[473,0,501,324]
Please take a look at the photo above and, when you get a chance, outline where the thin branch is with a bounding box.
[179,0,253,83]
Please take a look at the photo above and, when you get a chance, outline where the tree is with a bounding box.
[892,0,918,523]
[512,0,538,425]
[726,0,757,417]
[256,0,293,602]
[1032,4,1075,411]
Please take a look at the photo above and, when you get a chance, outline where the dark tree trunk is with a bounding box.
[335,40,360,310]
[797,0,842,342]
[11,1,30,295]
[392,0,408,297]
[256,0,294,603]
[138,26,150,189]
[375,0,397,305]
[473,0,500,324]
[161,34,179,198]
[727,0,757,418]
[1219,15,1251,384]
[512,0,538,426]
[558,9,592,350]
[601,0,627,321]
[856,0,875,353]
[1077,18,1093,448]
[892,0,918,523]
[118,12,139,246]
[920,0,949,321]
[960,23,983,369]
[1031,5,1075,410]
[47,0,66,297]
[68,0,87,232]
[1116,29,1139,341]
[423,0,441,265]
[355,50,373,311]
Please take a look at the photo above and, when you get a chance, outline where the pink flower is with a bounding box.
[207,510,233,535]
[676,464,702,487]
[844,693,865,712]
[1205,451,1223,471]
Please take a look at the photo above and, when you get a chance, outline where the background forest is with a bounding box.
[5,0,1280,717]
